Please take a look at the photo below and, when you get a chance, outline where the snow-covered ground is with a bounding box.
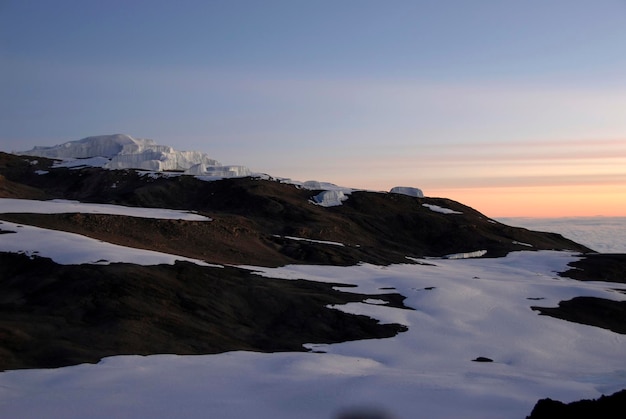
[0,198,211,221]
[1,202,625,418]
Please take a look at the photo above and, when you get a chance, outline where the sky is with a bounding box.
[1,0,626,217]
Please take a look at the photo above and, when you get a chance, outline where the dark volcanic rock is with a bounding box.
[532,297,626,334]
[531,254,626,334]
[560,253,626,284]
[0,252,409,371]
[527,389,626,418]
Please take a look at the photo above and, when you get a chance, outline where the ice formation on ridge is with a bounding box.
[18,134,427,201]
[311,190,349,207]
[21,134,156,159]
[18,134,245,176]
[184,163,251,177]
[390,186,424,198]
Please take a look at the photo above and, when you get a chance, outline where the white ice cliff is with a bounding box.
[311,190,348,207]
[18,135,426,200]
[390,186,424,198]
[18,134,249,177]
[184,163,251,177]
[20,134,158,159]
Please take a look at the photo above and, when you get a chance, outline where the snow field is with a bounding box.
[0,201,625,417]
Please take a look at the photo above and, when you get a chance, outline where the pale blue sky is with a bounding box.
[2,0,626,215]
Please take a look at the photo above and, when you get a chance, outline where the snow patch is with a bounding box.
[443,250,488,259]
[363,298,389,305]
[513,241,533,247]
[276,235,345,247]
[422,203,462,214]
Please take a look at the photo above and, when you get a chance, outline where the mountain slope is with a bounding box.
[0,151,591,267]
[1,149,626,416]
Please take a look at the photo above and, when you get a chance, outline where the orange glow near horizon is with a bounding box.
[320,137,626,218]
[431,184,626,218]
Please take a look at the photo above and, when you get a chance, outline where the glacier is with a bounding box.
[311,190,349,207]
[390,186,424,198]
[18,134,428,205]
[20,134,160,159]
[18,134,248,176]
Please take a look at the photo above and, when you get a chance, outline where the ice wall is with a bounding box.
[18,134,252,177]
[107,149,220,171]
[390,186,424,198]
[185,163,251,177]
[312,190,348,207]
[19,134,153,159]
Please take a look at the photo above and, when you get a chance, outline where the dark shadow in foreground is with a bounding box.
[527,389,626,419]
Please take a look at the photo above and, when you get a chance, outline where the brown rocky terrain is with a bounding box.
[0,151,592,268]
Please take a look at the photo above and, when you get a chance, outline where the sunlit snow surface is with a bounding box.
[1,208,626,418]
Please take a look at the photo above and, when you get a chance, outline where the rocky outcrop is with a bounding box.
[527,389,626,418]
